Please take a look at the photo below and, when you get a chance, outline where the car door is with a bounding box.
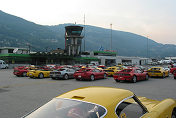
[67,69,74,78]
[137,69,145,80]
[91,69,98,79]
[135,69,142,80]
[95,69,101,78]
[99,69,105,78]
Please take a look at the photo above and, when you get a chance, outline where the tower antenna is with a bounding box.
[110,23,112,51]
[84,14,86,51]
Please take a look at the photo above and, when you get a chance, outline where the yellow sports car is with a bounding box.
[27,69,51,79]
[147,67,169,78]
[23,86,176,118]
[104,66,124,76]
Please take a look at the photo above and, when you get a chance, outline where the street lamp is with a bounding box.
[110,23,112,51]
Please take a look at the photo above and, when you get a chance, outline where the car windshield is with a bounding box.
[58,69,66,71]
[151,68,160,71]
[24,98,107,118]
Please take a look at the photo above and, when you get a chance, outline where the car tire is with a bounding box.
[132,76,137,83]
[115,79,119,82]
[162,73,165,78]
[90,75,95,81]
[171,109,176,118]
[63,74,69,80]
[52,77,56,80]
[38,73,44,79]
[22,72,27,77]
[173,70,176,74]
[104,74,107,79]
[145,74,149,80]
[174,76,176,80]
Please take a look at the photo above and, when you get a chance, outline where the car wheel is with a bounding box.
[90,75,95,81]
[173,70,176,74]
[145,74,149,80]
[174,76,176,80]
[104,74,106,79]
[22,72,27,77]
[132,76,137,83]
[115,79,119,82]
[171,110,176,118]
[162,73,165,78]
[64,74,69,80]
[38,73,44,79]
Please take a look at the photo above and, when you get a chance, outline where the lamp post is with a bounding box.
[110,23,112,51]
[84,14,86,52]
[146,36,149,66]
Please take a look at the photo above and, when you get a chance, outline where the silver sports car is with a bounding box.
[50,68,76,80]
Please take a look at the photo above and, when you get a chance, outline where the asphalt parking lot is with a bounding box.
[0,69,176,118]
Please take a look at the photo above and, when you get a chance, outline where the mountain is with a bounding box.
[48,24,176,58]
[0,10,62,51]
[0,10,176,58]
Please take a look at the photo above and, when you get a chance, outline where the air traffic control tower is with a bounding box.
[65,25,84,56]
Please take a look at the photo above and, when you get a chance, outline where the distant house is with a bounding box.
[0,47,29,54]
[50,48,64,54]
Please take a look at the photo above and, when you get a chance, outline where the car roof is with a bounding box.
[56,86,134,107]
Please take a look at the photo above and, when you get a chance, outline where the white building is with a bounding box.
[0,47,29,54]
[81,51,150,66]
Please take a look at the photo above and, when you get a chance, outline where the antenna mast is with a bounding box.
[84,14,86,51]
[110,23,112,51]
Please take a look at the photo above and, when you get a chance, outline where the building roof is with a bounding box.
[0,47,28,50]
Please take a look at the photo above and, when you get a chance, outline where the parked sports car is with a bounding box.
[147,67,169,78]
[13,65,39,77]
[113,68,149,83]
[13,66,29,77]
[22,86,176,118]
[27,69,51,79]
[74,68,107,81]
[104,66,122,76]
[170,67,176,74]
[50,68,76,80]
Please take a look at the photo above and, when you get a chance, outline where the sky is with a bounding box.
[0,0,176,45]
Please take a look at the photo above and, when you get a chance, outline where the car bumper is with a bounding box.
[28,73,36,78]
[50,74,63,78]
[148,73,163,77]
[74,75,89,80]
[13,72,21,76]
[114,76,133,81]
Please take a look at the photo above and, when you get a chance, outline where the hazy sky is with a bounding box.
[0,0,176,44]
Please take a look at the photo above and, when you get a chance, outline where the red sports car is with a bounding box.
[13,66,29,77]
[74,68,107,81]
[170,67,176,74]
[113,68,149,83]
